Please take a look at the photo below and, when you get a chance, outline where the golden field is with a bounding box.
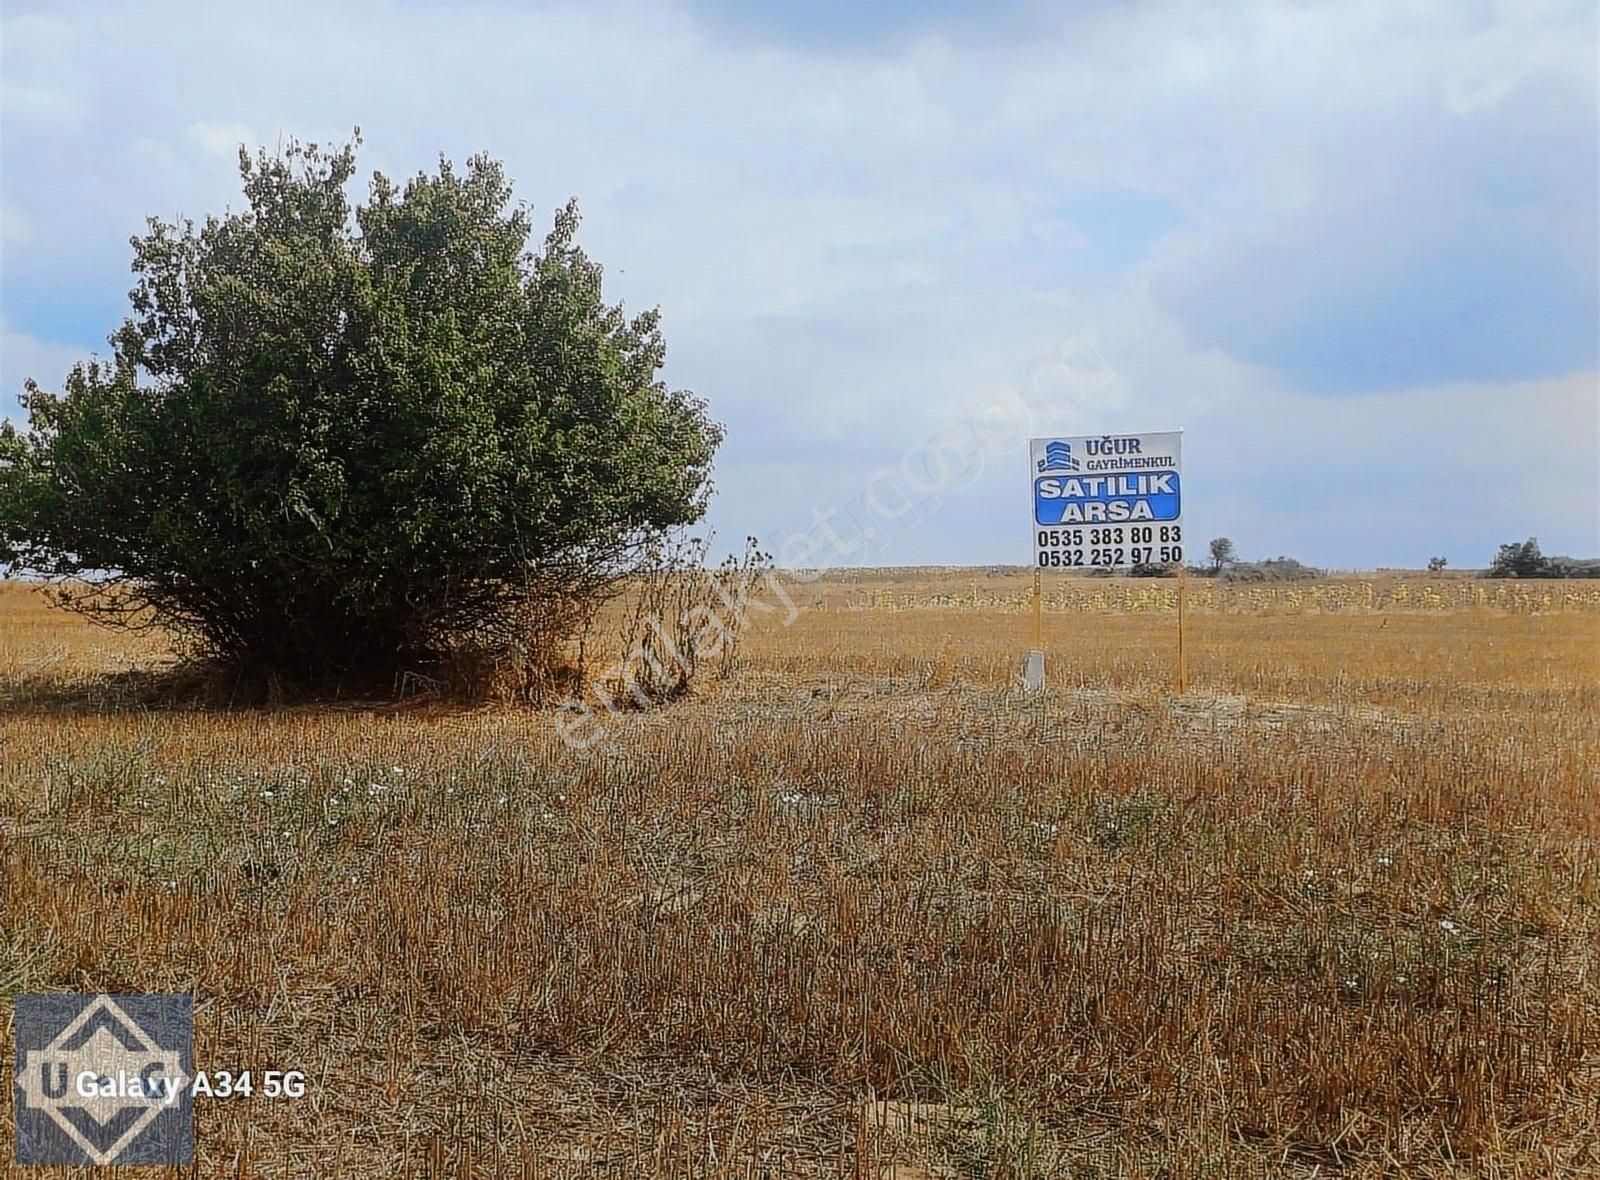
[1,573,1597,1177]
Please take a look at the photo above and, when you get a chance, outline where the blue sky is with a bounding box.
[2,0,1596,568]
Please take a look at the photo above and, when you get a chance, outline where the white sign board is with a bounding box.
[1030,431,1183,570]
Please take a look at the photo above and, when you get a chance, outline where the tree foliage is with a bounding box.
[0,133,723,693]
[1486,538,1600,579]
[1489,538,1549,578]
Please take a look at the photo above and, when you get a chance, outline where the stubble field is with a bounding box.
[2,573,1597,1177]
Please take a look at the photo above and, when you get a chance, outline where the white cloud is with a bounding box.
[0,0,1593,565]
[187,121,258,158]
[0,11,92,129]
[0,318,95,420]
[0,82,90,130]
[0,204,33,248]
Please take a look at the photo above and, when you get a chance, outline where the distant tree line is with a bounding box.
[1485,538,1600,579]
[1210,555,1323,582]
[1131,536,1323,581]
[1147,535,1600,580]
[1114,536,1323,580]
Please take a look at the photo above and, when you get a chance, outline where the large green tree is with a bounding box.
[0,133,722,692]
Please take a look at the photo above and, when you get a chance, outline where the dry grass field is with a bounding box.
[2,573,1597,1177]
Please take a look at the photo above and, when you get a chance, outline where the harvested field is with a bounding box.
[2,575,1597,1176]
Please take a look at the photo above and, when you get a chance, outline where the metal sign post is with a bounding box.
[1177,561,1188,692]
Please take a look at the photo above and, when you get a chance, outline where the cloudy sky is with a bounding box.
[2,0,1596,568]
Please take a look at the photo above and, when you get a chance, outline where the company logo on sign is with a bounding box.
[1034,471,1181,524]
[1036,440,1080,473]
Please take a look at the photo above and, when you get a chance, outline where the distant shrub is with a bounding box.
[1127,562,1178,578]
[1546,556,1600,579]
[1217,557,1323,583]
[1488,538,1548,578]
[1486,538,1600,579]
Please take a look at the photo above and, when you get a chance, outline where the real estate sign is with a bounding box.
[1030,431,1183,570]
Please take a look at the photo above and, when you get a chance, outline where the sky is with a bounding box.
[2,0,1596,570]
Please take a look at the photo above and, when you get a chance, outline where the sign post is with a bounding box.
[1177,563,1188,692]
[1032,567,1043,648]
[1028,431,1186,691]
